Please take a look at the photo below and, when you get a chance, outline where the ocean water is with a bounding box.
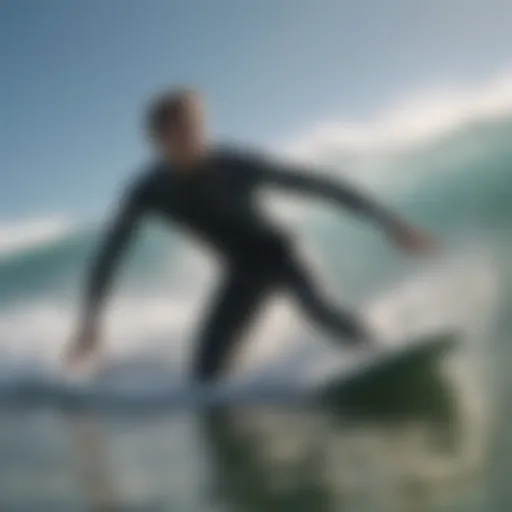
[1,91,512,510]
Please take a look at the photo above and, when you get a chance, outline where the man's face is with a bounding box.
[160,95,207,160]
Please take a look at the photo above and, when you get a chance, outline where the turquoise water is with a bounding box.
[0,110,511,509]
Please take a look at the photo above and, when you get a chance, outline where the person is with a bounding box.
[66,88,435,382]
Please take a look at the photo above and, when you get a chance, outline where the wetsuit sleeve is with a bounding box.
[82,183,146,324]
[250,155,402,231]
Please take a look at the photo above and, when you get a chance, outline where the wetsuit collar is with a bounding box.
[161,147,217,175]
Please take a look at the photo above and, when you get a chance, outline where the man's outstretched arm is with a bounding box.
[250,154,436,251]
[253,157,398,228]
[67,187,144,368]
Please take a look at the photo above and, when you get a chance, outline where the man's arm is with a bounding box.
[246,152,436,252]
[67,184,145,367]
[83,196,141,322]
[250,155,401,232]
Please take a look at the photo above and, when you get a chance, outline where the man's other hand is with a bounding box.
[65,322,101,375]
[389,222,439,255]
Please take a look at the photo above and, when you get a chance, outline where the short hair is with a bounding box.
[146,87,199,137]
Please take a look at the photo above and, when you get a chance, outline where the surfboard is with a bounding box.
[315,331,459,408]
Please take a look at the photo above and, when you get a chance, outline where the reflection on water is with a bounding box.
[70,414,121,511]
[201,364,483,512]
[0,360,489,511]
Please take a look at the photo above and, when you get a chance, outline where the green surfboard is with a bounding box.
[316,331,459,409]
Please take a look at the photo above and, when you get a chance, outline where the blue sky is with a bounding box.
[2,0,512,219]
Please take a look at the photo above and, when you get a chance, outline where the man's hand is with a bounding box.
[388,221,439,255]
[65,321,101,374]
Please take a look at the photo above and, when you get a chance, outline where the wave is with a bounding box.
[0,217,75,260]
[3,111,512,301]
[281,71,512,157]
[4,69,512,299]
[1,75,511,409]
[0,241,498,412]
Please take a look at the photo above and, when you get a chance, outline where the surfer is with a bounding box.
[67,88,435,382]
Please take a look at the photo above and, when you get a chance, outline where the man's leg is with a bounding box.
[192,267,273,383]
[283,254,370,345]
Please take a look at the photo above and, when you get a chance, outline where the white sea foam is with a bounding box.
[0,240,497,391]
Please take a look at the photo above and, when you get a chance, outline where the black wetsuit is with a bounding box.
[84,147,400,381]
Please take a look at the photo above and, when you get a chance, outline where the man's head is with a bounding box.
[147,88,207,165]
